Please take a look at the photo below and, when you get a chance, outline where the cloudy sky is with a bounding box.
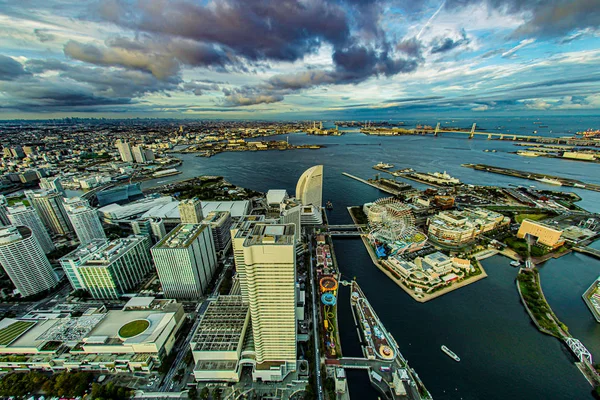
[0,0,599,119]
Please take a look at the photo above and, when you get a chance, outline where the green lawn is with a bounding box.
[515,213,549,224]
[0,321,35,345]
[118,320,150,338]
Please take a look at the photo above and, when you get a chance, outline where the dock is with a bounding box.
[342,172,410,196]
[462,163,600,192]
[339,280,432,399]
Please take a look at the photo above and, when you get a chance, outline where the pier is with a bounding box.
[340,280,432,400]
[574,246,600,260]
[462,163,600,192]
[342,172,410,196]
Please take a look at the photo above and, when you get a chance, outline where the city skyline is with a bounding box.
[0,0,599,119]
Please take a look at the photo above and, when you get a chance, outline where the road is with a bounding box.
[307,230,324,400]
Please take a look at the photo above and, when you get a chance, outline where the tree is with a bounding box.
[188,386,198,400]
[199,386,210,400]
[90,381,132,400]
[212,387,222,400]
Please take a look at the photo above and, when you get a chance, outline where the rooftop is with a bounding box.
[243,223,295,246]
[154,224,207,249]
[192,296,249,353]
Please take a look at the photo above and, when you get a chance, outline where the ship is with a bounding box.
[441,345,460,362]
[535,177,562,186]
[326,201,333,210]
[510,260,521,267]
[375,162,394,169]
[517,151,540,157]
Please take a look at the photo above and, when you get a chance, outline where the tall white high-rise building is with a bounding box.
[25,190,72,235]
[202,211,233,255]
[151,224,217,299]
[295,165,323,209]
[66,205,106,245]
[240,224,297,380]
[63,196,89,209]
[179,198,204,223]
[231,215,265,303]
[0,226,58,297]
[6,204,55,253]
[115,139,134,163]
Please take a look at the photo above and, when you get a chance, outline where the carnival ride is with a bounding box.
[365,197,427,256]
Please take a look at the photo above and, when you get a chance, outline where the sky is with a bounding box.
[0,0,599,119]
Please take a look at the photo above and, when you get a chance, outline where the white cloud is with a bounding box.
[501,39,536,58]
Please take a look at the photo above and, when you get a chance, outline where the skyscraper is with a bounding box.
[74,235,153,299]
[0,195,10,226]
[132,145,147,163]
[179,198,204,223]
[151,224,217,299]
[241,224,297,379]
[202,211,233,255]
[25,190,72,235]
[0,226,58,297]
[59,239,108,291]
[132,217,166,244]
[6,204,55,253]
[231,215,265,303]
[295,165,323,209]
[66,205,106,245]
[115,139,134,163]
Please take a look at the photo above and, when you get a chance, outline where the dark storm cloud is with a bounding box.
[430,30,470,54]
[396,37,424,58]
[0,79,131,111]
[445,0,600,38]
[0,55,29,81]
[97,0,351,63]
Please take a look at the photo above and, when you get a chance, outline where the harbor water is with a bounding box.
[139,116,600,399]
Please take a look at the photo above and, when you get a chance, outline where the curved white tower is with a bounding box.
[0,226,58,297]
[7,204,55,254]
[295,165,323,208]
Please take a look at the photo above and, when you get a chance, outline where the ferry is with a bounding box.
[375,162,394,169]
[510,260,521,267]
[441,345,460,362]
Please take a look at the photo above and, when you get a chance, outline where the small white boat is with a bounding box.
[510,260,521,267]
[441,345,460,362]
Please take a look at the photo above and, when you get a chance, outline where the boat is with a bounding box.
[510,260,521,267]
[441,345,460,362]
[535,177,562,186]
[517,151,540,157]
[375,162,394,169]
[326,201,333,210]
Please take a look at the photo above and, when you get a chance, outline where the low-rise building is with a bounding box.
[517,219,564,248]
[427,208,509,245]
[0,298,185,374]
[191,296,250,382]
